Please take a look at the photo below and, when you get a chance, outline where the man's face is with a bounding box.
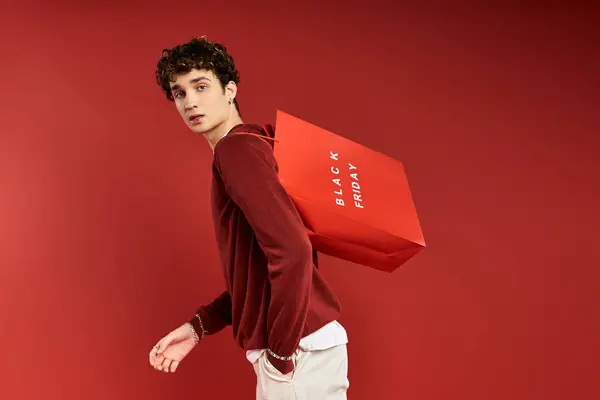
[169,68,235,135]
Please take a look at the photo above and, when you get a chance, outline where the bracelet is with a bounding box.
[267,348,294,361]
[195,313,208,340]
[188,323,199,344]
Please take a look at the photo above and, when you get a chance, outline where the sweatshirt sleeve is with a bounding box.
[214,133,313,374]
[189,290,232,336]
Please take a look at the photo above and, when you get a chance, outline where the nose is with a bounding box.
[182,92,198,111]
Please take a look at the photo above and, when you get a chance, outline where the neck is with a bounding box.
[205,113,244,152]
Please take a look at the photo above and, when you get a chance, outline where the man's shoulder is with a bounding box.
[214,124,276,172]
[216,124,275,155]
[229,123,269,136]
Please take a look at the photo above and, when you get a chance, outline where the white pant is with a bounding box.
[252,344,349,399]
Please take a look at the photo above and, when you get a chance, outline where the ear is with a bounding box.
[225,81,237,101]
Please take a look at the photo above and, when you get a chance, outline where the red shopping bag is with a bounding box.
[270,110,426,272]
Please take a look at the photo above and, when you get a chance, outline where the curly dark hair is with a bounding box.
[155,36,241,114]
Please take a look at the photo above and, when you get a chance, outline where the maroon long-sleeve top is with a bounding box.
[189,124,342,374]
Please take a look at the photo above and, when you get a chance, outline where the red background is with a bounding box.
[1,2,599,399]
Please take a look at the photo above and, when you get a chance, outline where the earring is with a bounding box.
[229,99,233,105]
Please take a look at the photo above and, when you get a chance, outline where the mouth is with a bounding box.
[188,114,204,124]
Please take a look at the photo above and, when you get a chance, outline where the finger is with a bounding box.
[170,360,180,373]
[149,343,161,365]
[154,339,165,355]
[154,353,165,370]
[156,335,173,356]
[162,358,172,373]
[153,346,165,369]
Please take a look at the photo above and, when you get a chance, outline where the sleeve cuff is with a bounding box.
[267,352,295,375]
[188,308,210,338]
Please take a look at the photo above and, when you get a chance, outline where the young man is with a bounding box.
[148,37,349,399]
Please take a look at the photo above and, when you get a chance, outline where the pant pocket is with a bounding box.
[263,352,296,382]
[256,353,297,400]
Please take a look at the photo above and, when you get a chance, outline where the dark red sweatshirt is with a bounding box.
[189,124,342,374]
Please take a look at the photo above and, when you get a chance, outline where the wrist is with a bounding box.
[188,312,208,341]
[186,322,199,344]
[266,349,295,375]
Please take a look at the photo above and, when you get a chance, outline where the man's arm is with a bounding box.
[214,133,313,374]
[189,290,232,337]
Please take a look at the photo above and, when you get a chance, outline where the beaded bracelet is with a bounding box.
[195,313,208,340]
[188,323,199,344]
[267,348,294,361]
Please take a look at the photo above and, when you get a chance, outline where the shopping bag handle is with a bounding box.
[238,125,281,144]
[237,133,279,143]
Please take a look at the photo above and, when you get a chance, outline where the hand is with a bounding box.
[149,322,198,373]
[267,353,295,376]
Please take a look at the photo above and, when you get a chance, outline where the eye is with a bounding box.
[173,91,184,99]
[197,84,208,91]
